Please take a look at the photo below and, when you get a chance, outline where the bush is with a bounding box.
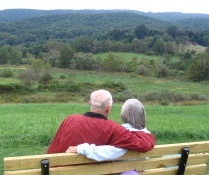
[157,65,169,78]
[67,84,81,92]
[142,90,186,103]
[102,53,125,72]
[136,64,150,76]
[73,52,102,70]
[0,84,23,93]
[142,90,207,103]
[39,73,53,89]
[60,74,66,79]
[18,68,41,86]
[114,90,140,102]
[187,54,209,81]
[0,69,14,77]
[100,81,126,92]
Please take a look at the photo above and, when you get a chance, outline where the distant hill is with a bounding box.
[0,10,171,38]
[0,9,71,22]
[1,9,209,31]
[0,9,169,28]
[1,9,209,30]
[0,9,209,46]
[176,18,209,30]
[139,12,209,30]
[138,11,209,21]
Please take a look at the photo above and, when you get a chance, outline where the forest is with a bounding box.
[0,9,209,82]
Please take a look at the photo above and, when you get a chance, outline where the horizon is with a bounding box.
[0,8,209,16]
[1,0,209,15]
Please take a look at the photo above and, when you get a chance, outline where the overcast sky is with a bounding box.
[0,0,209,14]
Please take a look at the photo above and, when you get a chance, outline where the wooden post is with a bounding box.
[41,159,49,175]
[177,147,190,175]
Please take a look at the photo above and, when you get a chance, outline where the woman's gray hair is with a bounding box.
[90,89,113,110]
[120,98,146,129]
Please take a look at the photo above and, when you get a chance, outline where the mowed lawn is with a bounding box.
[1,103,209,174]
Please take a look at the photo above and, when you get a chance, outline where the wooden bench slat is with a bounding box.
[4,141,209,171]
[4,154,209,175]
[4,141,209,175]
[121,141,209,160]
[141,164,207,175]
[187,153,209,165]
[4,153,95,171]
[5,163,208,175]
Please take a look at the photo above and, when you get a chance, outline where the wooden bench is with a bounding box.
[4,141,209,175]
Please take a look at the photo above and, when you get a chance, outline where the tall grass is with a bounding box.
[1,103,209,174]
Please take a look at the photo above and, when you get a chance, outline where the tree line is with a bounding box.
[0,12,209,81]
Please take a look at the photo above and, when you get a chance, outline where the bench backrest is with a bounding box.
[4,141,209,175]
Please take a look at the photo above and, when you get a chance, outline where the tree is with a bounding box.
[102,53,124,72]
[73,52,102,70]
[166,25,178,39]
[134,24,149,39]
[106,29,126,41]
[152,38,165,55]
[29,44,43,58]
[9,48,22,64]
[131,38,148,53]
[187,53,209,81]
[165,41,176,55]
[59,45,76,68]
[0,46,10,64]
[72,36,94,52]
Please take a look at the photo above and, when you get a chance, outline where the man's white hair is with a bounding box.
[90,89,113,110]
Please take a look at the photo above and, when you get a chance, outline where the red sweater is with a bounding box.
[47,112,155,154]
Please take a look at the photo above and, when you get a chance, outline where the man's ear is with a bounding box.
[106,105,111,114]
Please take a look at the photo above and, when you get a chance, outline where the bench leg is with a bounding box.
[41,159,50,175]
[177,147,190,175]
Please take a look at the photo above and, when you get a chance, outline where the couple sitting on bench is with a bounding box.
[46,89,156,175]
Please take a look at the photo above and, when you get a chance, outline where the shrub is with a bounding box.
[142,90,186,103]
[73,52,102,70]
[0,84,22,93]
[102,53,125,72]
[187,54,209,81]
[0,69,14,77]
[136,64,150,76]
[114,90,140,102]
[100,81,126,92]
[67,84,81,92]
[60,74,66,79]
[157,65,169,78]
[39,73,53,89]
[18,68,41,87]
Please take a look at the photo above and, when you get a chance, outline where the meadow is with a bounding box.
[1,103,209,174]
[0,51,209,174]
[1,50,209,104]
[1,65,209,104]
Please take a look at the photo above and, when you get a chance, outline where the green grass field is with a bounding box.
[1,103,209,174]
